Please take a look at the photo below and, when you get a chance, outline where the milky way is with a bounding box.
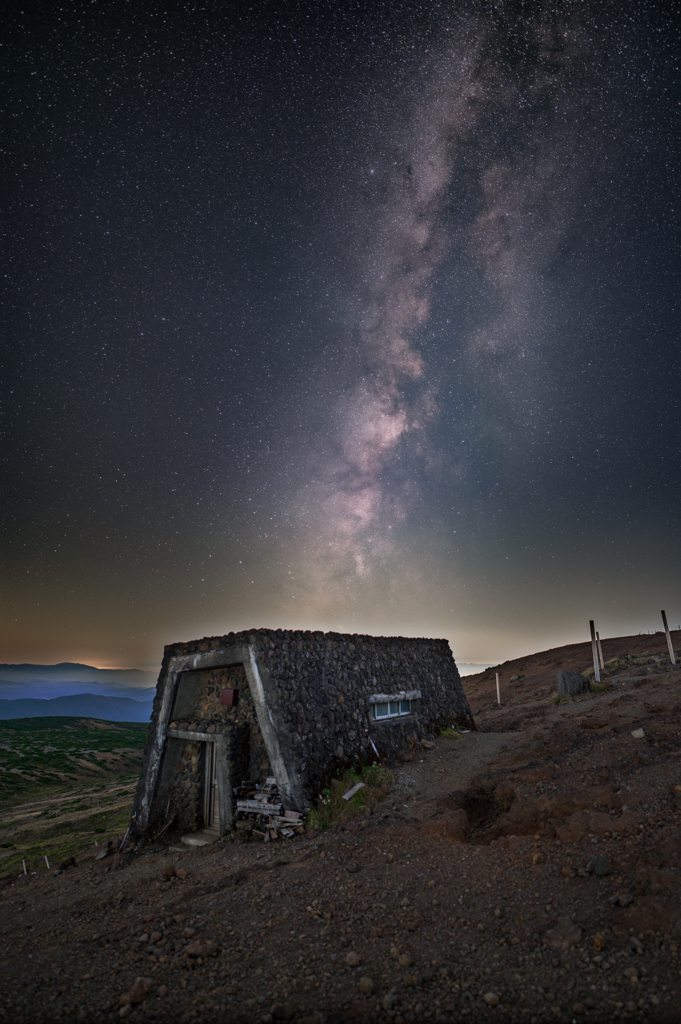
[290,6,610,617]
[2,1,679,667]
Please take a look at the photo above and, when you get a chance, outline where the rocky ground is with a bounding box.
[1,631,681,1024]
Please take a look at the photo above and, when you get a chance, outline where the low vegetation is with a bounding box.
[306,763,394,832]
[0,717,146,880]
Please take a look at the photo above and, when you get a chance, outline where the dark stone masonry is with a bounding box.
[131,628,475,840]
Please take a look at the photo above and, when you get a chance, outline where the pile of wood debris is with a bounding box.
[234,777,304,841]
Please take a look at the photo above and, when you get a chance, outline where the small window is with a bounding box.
[372,700,412,720]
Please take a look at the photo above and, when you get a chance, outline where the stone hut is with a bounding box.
[130,628,474,840]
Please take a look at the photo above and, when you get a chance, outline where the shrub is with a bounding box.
[306,764,394,832]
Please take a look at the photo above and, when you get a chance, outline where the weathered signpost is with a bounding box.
[661,610,676,666]
[589,620,601,683]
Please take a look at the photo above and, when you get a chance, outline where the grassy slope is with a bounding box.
[0,717,148,880]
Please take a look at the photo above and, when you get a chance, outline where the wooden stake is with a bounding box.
[44,855,50,869]
[22,860,27,875]
[496,672,501,705]
[590,621,601,683]
[596,631,605,670]
[662,610,676,666]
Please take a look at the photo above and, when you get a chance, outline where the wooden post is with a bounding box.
[44,855,50,869]
[662,610,676,666]
[496,672,501,706]
[590,620,601,683]
[596,631,605,670]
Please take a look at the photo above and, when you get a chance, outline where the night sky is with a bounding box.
[2,0,680,673]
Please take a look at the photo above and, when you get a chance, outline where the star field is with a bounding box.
[2,0,680,669]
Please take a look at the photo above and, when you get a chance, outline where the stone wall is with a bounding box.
[166,739,202,833]
[133,628,475,834]
[251,630,474,800]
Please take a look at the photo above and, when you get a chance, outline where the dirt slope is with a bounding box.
[1,631,681,1024]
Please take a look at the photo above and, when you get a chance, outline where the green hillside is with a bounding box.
[0,717,147,880]
[0,716,148,802]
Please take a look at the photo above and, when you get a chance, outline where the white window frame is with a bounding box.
[367,689,420,720]
[372,699,412,720]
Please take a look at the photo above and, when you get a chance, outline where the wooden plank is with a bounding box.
[236,799,283,815]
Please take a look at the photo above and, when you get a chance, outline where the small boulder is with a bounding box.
[556,671,591,698]
[271,1003,297,1021]
[544,917,582,951]
[586,855,612,877]
[185,939,218,958]
[119,977,153,1006]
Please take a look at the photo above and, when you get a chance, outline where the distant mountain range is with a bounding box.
[0,662,157,701]
[0,663,157,720]
[0,693,154,722]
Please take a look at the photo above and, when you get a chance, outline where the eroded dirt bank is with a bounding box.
[2,642,681,1024]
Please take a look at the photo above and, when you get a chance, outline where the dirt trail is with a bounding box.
[388,731,521,823]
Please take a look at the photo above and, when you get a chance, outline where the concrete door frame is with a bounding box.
[135,643,305,832]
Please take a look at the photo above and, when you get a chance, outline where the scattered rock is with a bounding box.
[397,953,412,968]
[483,992,500,1007]
[358,977,373,994]
[382,991,397,1011]
[586,855,612,877]
[608,892,634,907]
[271,1003,297,1021]
[544,918,582,951]
[119,977,153,1006]
[185,939,218,958]
[346,859,360,873]
[631,728,645,739]
[593,933,607,951]
[176,868,188,880]
[345,951,360,967]
[157,985,167,997]
[162,863,176,878]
